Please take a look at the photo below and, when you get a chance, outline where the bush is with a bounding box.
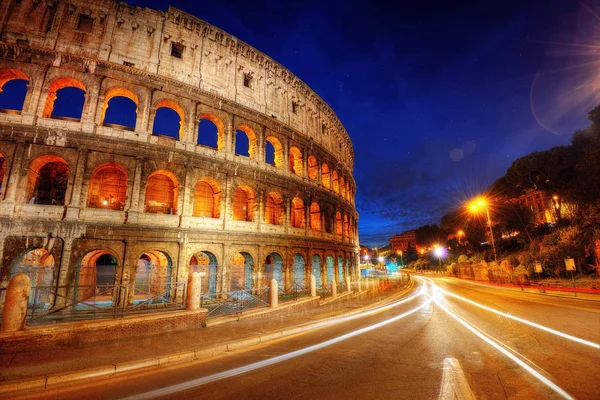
[458,254,469,263]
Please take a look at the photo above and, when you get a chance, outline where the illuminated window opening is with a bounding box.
[233,186,255,221]
[193,179,221,218]
[335,211,342,235]
[307,156,318,181]
[235,125,256,158]
[77,14,94,33]
[321,163,331,188]
[265,192,284,225]
[289,146,303,177]
[42,77,86,119]
[87,164,128,210]
[144,172,178,214]
[152,100,184,140]
[310,202,321,231]
[0,73,28,112]
[291,197,305,228]
[332,171,339,193]
[31,161,70,205]
[171,42,184,58]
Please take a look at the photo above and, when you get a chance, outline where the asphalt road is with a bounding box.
[17,277,600,400]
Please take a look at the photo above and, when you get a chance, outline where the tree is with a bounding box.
[415,224,448,248]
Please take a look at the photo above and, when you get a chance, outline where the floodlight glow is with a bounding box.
[434,246,444,258]
[378,256,384,263]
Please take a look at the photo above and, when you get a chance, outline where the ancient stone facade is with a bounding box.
[0,0,359,316]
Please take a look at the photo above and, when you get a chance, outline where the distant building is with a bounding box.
[513,189,556,225]
[390,230,419,253]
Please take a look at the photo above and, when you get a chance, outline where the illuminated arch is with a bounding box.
[100,87,139,128]
[310,202,321,231]
[335,211,342,235]
[265,135,283,168]
[134,250,173,302]
[235,124,257,158]
[0,69,29,112]
[153,99,185,140]
[265,191,284,225]
[230,251,254,290]
[264,252,284,285]
[76,249,118,301]
[189,251,218,294]
[289,146,303,177]
[144,170,179,214]
[340,176,346,198]
[198,113,225,151]
[344,214,350,236]
[0,69,29,89]
[25,155,70,205]
[321,163,331,188]
[87,163,128,210]
[193,177,221,218]
[307,156,318,181]
[332,170,339,193]
[42,77,86,118]
[232,185,255,221]
[291,197,305,228]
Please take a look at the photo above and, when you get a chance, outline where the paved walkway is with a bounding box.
[0,290,402,383]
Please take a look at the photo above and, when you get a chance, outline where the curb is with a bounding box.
[0,283,415,395]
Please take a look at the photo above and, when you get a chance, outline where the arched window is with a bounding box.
[335,211,342,235]
[265,136,283,168]
[144,171,178,214]
[197,114,224,150]
[43,77,86,120]
[344,214,349,236]
[322,163,331,188]
[340,177,346,198]
[310,202,321,231]
[332,171,339,193]
[289,146,303,177]
[87,164,128,210]
[307,156,318,181]
[31,161,70,205]
[152,100,184,140]
[101,88,138,129]
[235,125,256,158]
[0,69,29,112]
[232,186,255,221]
[291,197,305,228]
[193,178,221,218]
[265,192,284,225]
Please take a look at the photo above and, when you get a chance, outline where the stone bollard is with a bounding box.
[331,280,337,297]
[310,274,317,297]
[1,273,31,332]
[346,277,351,292]
[270,279,279,308]
[186,272,202,311]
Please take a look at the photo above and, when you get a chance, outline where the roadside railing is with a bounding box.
[200,289,270,318]
[316,284,333,298]
[280,282,310,302]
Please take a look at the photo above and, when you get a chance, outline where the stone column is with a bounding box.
[65,149,88,220]
[54,237,74,308]
[269,279,278,308]
[310,274,316,297]
[186,272,202,311]
[331,279,337,297]
[1,143,24,215]
[1,274,30,332]
[222,175,233,230]
[126,158,144,223]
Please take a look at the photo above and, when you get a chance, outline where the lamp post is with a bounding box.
[397,250,403,266]
[433,246,445,273]
[469,197,497,262]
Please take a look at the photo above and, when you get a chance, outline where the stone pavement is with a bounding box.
[0,289,406,386]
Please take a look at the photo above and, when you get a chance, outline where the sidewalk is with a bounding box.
[0,286,411,392]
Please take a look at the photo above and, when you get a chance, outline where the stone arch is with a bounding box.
[344,214,350,236]
[307,156,318,181]
[335,211,342,235]
[291,253,306,284]
[291,196,305,228]
[100,87,139,129]
[144,170,179,214]
[337,255,344,281]
[197,113,225,151]
[310,201,321,231]
[325,254,335,284]
[232,185,256,221]
[265,191,284,225]
[340,176,346,198]
[332,170,339,193]
[10,247,56,308]
[152,99,185,140]
[193,177,221,218]
[235,124,256,158]
[133,250,174,303]
[0,68,30,112]
[265,135,283,168]
[75,249,119,302]
[264,252,284,286]
[189,251,218,294]
[42,77,86,119]
[321,162,331,188]
[24,154,70,205]
[289,146,303,177]
[87,162,128,210]
[230,251,254,291]
[311,254,322,287]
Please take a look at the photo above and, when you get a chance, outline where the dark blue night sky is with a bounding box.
[132,0,597,245]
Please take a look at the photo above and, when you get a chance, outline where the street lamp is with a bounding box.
[457,230,464,243]
[468,197,497,262]
[433,246,445,272]
[397,250,404,266]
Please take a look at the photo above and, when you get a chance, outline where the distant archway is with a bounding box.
[193,178,221,218]
[291,197,305,228]
[264,252,284,286]
[11,248,55,308]
[326,255,335,284]
[289,146,303,177]
[144,170,178,214]
[189,251,218,294]
[230,252,254,291]
[232,185,255,221]
[0,69,29,112]
[307,156,318,181]
[311,254,322,287]
[152,100,184,140]
[134,251,173,303]
[265,135,283,167]
[25,156,70,205]
[101,88,138,129]
[310,202,321,231]
[75,250,117,303]
[292,254,305,284]
[87,163,128,210]
[265,191,284,225]
[197,114,224,150]
[235,125,256,158]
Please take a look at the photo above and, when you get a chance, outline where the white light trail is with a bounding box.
[429,294,574,400]
[122,298,432,400]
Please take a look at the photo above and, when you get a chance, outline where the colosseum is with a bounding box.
[0,0,358,321]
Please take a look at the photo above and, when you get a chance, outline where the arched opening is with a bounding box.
[235,125,256,158]
[346,182,351,201]
[264,252,283,286]
[265,136,283,168]
[332,171,339,193]
[311,254,322,287]
[340,177,346,198]
[291,197,305,228]
[307,156,318,181]
[189,251,218,294]
[337,256,344,281]
[43,77,86,120]
[310,202,321,231]
[144,171,178,214]
[197,114,224,150]
[289,146,303,177]
[232,185,255,221]
[292,253,305,284]
[134,251,173,303]
[87,163,128,210]
[346,257,351,279]
[326,255,335,284]
[344,214,350,236]
[152,100,184,140]
[0,153,5,191]
[26,156,70,205]
[0,69,29,112]
[230,252,253,291]
[101,88,138,129]
[265,191,284,225]
[335,211,342,235]
[75,250,117,303]
[193,178,221,218]
[321,163,331,188]
[11,248,55,308]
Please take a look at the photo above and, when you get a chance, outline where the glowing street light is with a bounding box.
[468,196,497,262]
[396,250,404,266]
[378,256,384,264]
[433,246,445,271]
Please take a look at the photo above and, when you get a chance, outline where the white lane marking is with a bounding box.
[432,280,600,349]
[121,299,432,400]
[438,358,476,400]
[428,294,574,400]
